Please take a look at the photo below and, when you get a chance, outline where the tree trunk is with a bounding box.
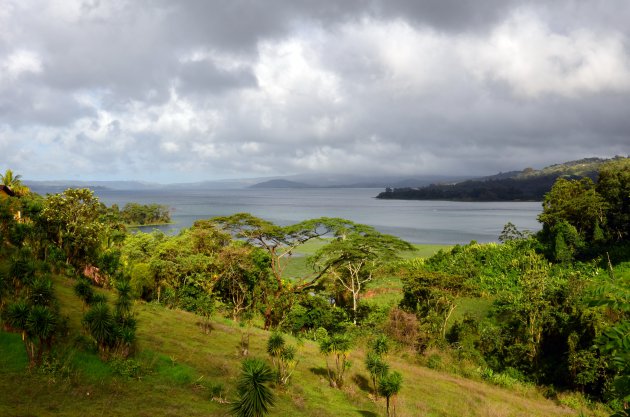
[352,286,359,325]
[442,304,456,339]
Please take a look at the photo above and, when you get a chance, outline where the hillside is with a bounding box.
[377,156,627,201]
[0,273,588,417]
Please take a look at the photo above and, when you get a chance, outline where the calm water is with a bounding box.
[91,188,541,245]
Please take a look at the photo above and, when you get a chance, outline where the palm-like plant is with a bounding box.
[26,305,57,364]
[319,334,352,388]
[27,276,55,307]
[231,358,275,417]
[365,351,389,398]
[114,279,133,315]
[74,279,95,309]
[0,169,29,196]
[9,250,37,292]
[378,371,403,417]
[0,169,22,188]
[82,302,114,355]
[266,332,298,385]
[5,300,30,341]
[370,334,390,356]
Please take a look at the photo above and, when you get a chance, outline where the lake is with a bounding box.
[90,188,541,245]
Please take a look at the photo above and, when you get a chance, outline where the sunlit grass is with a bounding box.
[0,271,599,417]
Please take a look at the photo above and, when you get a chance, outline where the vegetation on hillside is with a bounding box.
[1,158,628,416]
[377,156,627,202]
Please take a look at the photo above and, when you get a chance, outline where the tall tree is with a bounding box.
[311,229,412,324]
[538,177,607,253]
[212,214,359,329]
[42,188,105,268]
[596,157,630,243]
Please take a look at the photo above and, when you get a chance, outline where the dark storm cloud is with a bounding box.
[1,0,629,181]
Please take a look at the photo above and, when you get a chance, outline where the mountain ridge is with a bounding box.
[377,156,628,202]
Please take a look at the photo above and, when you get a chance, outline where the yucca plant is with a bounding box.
[266,332,298,386]
[319,333,352,388]
[378,371,403,417]
[365,351,389,399]
[26,305,57,365]
[230,358,275,417]
[82,302,114,356]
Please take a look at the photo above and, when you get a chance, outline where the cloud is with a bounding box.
[1,0,629,181]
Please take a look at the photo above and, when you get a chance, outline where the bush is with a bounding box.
[384,307,418,349]
[427,354,442,370]
[109,357,143,379]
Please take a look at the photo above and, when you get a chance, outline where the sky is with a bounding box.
[1,0,629,183]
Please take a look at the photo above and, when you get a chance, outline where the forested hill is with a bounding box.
[376,156,626,201]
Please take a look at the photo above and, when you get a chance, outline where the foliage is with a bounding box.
[319,333,352,389]
[230,358,275,417]
[365,351,389,398]
[595,158,630,243]
[282,294,348,336]
[81,277,136,358]
[310,229,412,324]
[266,332,298,386]
[400,269,468,344]
[378,371,403,417]
[590,276,630,415]
[117,202,171,225]
[213,213,365,329]
[41,188,105,268]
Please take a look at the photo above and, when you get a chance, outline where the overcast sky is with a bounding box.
[1,0,629,182]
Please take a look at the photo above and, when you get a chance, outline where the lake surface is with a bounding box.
[91,188,541,245]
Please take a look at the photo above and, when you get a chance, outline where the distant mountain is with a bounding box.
[249,179,313,189]
[376,156,627,202]
[24,180,164,194]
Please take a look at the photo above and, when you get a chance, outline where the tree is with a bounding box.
[366,351,389,399]
[82,302,115,356]
[499,222,531,243]
[266,332,298,386]
[538,177,607,257]
[378,371,402,417]
[214,244,267,321]
[311,229,412,324]
[596,157,630,243]
[493,252,560,368]
[400,270,468,340]
[212,214,360,329]
[42,188,105,268]
[4,300,58,368]
[319,333,352,388]
[0,169,29,196]
[230,358,275,417]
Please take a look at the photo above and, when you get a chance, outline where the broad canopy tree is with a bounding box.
[310,227,413,324]
[212,213,369,329]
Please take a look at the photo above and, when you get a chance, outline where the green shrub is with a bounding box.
[427,354,442,370]
[109,357,143,379]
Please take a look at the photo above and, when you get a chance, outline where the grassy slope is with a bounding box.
[0,247,591,417]
[0,274,580,417]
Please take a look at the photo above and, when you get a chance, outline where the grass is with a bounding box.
[0,268,603,417]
